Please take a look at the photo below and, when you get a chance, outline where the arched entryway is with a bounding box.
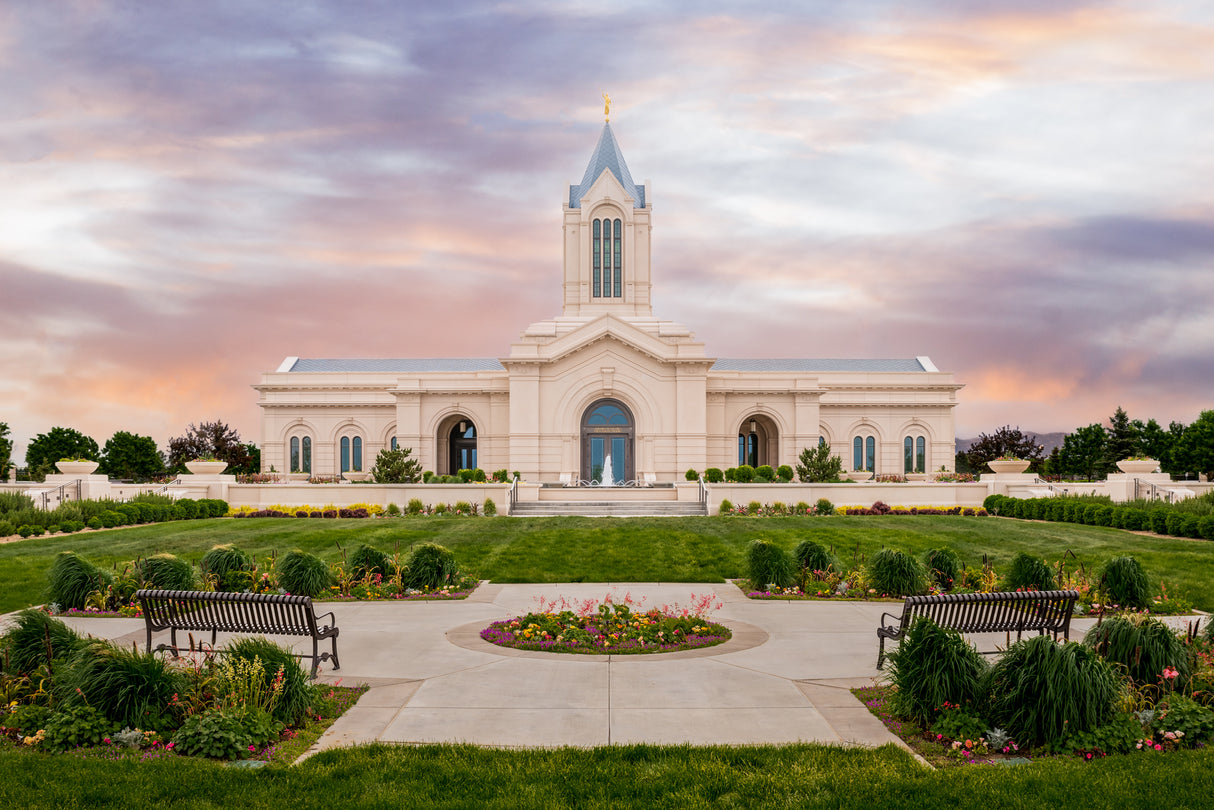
[581,399,635,484]
[439,417,477,475]
[737,414,778,468]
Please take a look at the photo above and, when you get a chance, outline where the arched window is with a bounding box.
[592,217,623,298]
[853,435,875,472]
[340,435,363,473]
[904,436,927,474]
[290,436,312,474]
[581,399,634,483]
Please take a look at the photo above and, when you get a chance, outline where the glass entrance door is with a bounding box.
[589,435,627,484]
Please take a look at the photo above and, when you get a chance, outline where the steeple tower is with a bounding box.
[561,122,652,317]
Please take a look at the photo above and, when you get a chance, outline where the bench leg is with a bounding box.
[876,634,887,670]
[329,636,340,671]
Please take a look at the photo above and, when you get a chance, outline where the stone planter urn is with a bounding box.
[55,460,100,476]
[185,460,229,476]
[846,470,873,482]
[1116,459,1159,475]
[987,459,1031,474]
[343,472,372,482]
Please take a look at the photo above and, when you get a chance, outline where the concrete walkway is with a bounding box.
[26,583,1126,756]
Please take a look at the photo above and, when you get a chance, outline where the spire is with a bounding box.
[568,123,646,209]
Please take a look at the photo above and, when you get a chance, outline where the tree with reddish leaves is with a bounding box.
[167,420,258,475]
[962,425,1046,475]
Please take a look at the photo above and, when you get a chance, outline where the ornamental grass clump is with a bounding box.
[348,544,392,580]
[1004,551,1056,592]
[984,635,1118,747]
[45,551,114,611]
[200,544,254,592]
[226,636,317,726]
[746,539,795,589]
[887,617,987,726]
[867,549,926,597]
[1083,614,1190,687]
[60,641,184,730]
[403,543,459,590]
[1100,555,1150,609]
[1,609,87,675]
[136,553,196,591]
[792,540,839,578]
[922,548,960,591]
[277,550,333,597]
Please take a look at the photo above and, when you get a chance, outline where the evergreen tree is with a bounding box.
[1059,423,1107,480]
[25,427,101,479]
[1100,406,1142,474]
[371,446,423,483]
[795,443,844,483]
[99,431,166,481]
[0,422,12,479]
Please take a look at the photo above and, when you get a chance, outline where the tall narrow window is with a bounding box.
[290,436,312,473]
[904,436,927,473]
[390,437,398,451]
[592,219,602,297]
[866,437,876,472]
[853,437,863,471]
[904,437,914,474]
[592,216,623,298]
[854,435,875,471]
[916,436,926,473]
[290,437,300,473]
[340,437,350,473]
[352,437,362,472]
[301,437,311,473]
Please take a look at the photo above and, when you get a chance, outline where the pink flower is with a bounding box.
[1154,743,1162,751]
[1162,666,1179,680]
[166,742,174,749]
[104,738,111,744]
[249,744,256,751]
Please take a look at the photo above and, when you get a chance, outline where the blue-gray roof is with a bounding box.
[288,358,505,373]
[711,359,928,373]
[569,123,645,209]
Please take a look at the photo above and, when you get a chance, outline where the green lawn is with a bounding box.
[2,515,1212,612]
[3,743,1211,809]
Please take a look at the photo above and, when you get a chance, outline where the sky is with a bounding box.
[3,1,1213,463]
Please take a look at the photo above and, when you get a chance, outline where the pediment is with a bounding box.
[507,314,706,367]
[580,169,634,209]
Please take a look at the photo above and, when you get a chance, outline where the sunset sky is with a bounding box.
[3,1,1213,463]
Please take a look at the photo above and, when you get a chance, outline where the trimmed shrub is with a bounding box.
[201,545,254,592]
[1,609,87,675]
[868,549,926,597]
[685,468,699,481]
[1149,509,1169,534]
[403,543,459,590]
[1004,552,1055,592]
[0,520,13,537]
[734,464,755,483]
[483,498,497,516]
[1201,515,1214,541]
[453,500,473,514]
[1099,556,1149,609]
[1120,508,1149,532]
[704,467,724,483]
[136,553,196,591]
[776,465,794,483]
[46,551,114,610]
[922,548,960,591]
[755,465,775,482]
[226,636,317,726]
[349,544,392,580]
[984,635,1118,747]
[792,540,839,576]
[887,617,987,726]
[746,539,795,589]
[747,501,761,515]
[176,498,199,520]
[277,550,332,597]
[723,467,737,482]
[61,641,184,730]
[815,498,835,516]
[1084,614,1190,687]
[718,499,734,515]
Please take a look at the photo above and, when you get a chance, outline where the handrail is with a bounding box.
[1032,477,1069,496]
[154,477,183,496]
[699,474,708,507]
[509,476,519,513]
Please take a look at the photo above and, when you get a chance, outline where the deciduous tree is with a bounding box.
[167,421,254,474]
[100,431,166,481]
[962,426,1045,474]
[25,427,101,479]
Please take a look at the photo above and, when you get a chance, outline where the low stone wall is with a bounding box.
[705,482,992,513]
[224,483,512,511]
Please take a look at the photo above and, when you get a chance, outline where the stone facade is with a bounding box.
[255,123,962,481]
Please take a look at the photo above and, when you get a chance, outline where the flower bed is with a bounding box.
[481,592,731,654]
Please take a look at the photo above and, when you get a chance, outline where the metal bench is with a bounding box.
[876,590,1078,669]
[135,589,340,678]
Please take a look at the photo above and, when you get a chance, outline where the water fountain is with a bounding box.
[598,454,614,486]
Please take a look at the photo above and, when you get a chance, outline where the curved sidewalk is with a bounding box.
[33,583,1113,755]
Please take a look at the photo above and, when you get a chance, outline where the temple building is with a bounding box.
[255,119,961,482]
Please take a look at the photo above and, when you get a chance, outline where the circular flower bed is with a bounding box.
[481,594,731,655]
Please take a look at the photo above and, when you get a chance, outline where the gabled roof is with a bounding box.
[568,123,645,209]
[286,358,505,373]
[711,358,929,373]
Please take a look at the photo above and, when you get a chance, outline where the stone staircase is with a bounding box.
[509,500,707,517]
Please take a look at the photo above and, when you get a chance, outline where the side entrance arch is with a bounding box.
[580,398,635,484]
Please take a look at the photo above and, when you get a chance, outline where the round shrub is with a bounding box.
[403,543,459,590]
[176,498,199,520]
[453,500,472,514]
[746,539,795,589]
[717,499,734,516]
[226,636,317,725]
[137,553,196,591]
[922,548,960,591]
[2,609,87,675]
[734,465,756,483]
[46,551,115,611]
[867,549,926,597]
[887,617,987,726]
[99,510,123,528]
[755,465,775,482]
[984,636,1118,747]
[62,641,184,730]
[723,467,737,482]
[87,517,103,530]
[704,468,724,483]
[1201,515,1214,541]
[815,498,835,516]
[349,544,392,580]
[1099,556,1149,609]
[42,704,112,751]
[1120,508,1149,532]
[776,465,794,482]
[747,501,761,515]
[277,550,332,597]
[1004,552,1055,592]
[200,544,254,592]
[1149,509,1169,534]
[685,468,698,481]
[407,498,424,515]
[1084,614,1190,687]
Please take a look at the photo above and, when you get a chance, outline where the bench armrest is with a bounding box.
[314,610,337,627]
[878,611,902,627]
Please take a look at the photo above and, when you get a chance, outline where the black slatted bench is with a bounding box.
[135,589,340,678]
[876,590,1079,669]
